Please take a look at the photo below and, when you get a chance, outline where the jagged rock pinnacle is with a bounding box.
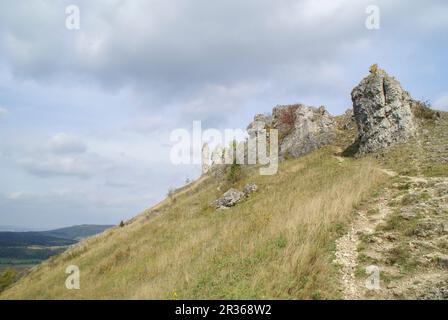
[351,66,416,155]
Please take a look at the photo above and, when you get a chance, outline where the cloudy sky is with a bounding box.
[0,0,447,229]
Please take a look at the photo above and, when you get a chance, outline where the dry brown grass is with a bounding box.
[1,147,387,300]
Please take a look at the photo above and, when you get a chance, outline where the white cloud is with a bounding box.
[6,191,25,200]
[18,156,92,178]
[47,132,87,154]
[126,115,175,135]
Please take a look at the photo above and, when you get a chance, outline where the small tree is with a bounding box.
[369,63,379,74]
[227,140,242,183]
[412,99,439,120]
[119,220,125,228]
[279,106,297,126]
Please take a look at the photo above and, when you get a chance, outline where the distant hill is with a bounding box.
[0,226,43,232]
[0,232,75,247]
[40,224,114,241]
[0,224,113,265]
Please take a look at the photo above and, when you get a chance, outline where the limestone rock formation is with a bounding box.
[351,67,416,155]
[340,109,356,131]
[277,104,334,158]
[201,143,210,174]
[209,146,227,177]
[246,103,335,160]
[247,114,273,138]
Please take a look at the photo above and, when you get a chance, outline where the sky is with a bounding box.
[0,0,447,229]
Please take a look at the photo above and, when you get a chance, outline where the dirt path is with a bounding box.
[333,192,392,299]
[335,164,448,299]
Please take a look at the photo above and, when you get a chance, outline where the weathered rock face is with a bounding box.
[351,68,416,155]
[247,114,273,138]
[209,146,227,177]
[277,104,334,158]
[201,143,210,174]
[246,103,335,159]
[340,109,356,131]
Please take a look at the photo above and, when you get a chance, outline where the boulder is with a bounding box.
[212,188,245,209]
[243,183,258,195]
[351,66,416,155]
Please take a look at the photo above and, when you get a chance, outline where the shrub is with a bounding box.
[0,268,19,293]
[119,221,125,228]
[167,187,177,203]
[412,100,439,120]
[227,140,242,183]
[369,63,379,74]
[277,105,300,128]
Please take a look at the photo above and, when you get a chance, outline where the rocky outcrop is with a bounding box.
[278,104,334,158]
[247,114,273,138]
[246,103,335,160]
[351,67,416,155]
[203,103,334,176]
[209,146,227,177]
[201,143,210,174]
[204,65,420,176]
[339,109,356,131]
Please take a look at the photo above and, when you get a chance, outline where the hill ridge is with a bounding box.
[1,67,447,299]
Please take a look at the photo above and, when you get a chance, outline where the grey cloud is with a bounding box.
[1,0,448,229]
[125,115,176,135]
[2,0,444,120]
[18,156,91,178]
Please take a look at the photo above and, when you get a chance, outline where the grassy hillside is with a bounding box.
[0,145,387,299]
[2,112,445,300]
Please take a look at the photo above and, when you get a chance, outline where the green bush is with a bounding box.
[0,268,19,293]
[412,100,440,120]
[227,140,242,183]
[227,162,241,183]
